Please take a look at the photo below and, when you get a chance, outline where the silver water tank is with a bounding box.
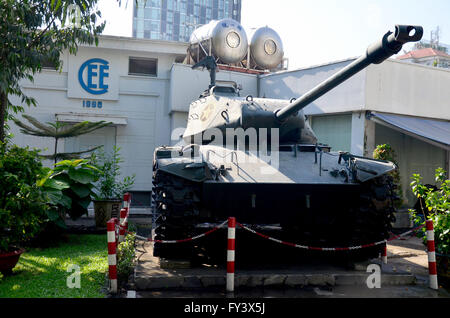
[249,26,284,69]
[189,19,248,64]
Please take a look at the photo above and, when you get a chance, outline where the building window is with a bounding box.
[41,58,57,70]
[152,0,161,7]
[152,8,160,20]
[129,57,158,76]
[144,8,151,19]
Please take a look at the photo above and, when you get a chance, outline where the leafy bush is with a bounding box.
[373,144,403,208]
[0,144,48,252]
[116,233,136,284]
[90,147,135,200]
[38,159,100,221]
[409,168,450,255]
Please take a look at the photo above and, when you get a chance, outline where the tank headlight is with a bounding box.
[226,31,240,48]
[264,39,277,55]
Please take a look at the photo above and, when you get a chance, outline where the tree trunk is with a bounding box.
[54,137,58,165]
[0,91,7,143]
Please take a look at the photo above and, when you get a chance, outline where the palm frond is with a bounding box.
[11,117,52,137]
[21,114,56,136]
[40,145,104,161]
[57,121,111,138]
[64,145,104,156]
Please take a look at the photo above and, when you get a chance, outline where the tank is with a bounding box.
[152,25,423,263]
[249,26,284,70]
[189,19,248,64]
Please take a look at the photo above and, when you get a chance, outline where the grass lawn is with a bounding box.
[0,234,109,298]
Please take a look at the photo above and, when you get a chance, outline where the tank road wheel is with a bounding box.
[151,170,202,260]
[349,174,397,260]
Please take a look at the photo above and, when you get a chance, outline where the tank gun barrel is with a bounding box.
[275,25,423,121]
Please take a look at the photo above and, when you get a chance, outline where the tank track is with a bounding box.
[151,167,397,263]
[151,169,204,260]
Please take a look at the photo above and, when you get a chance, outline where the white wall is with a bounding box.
[366,59,450,120]
[260,58,450,122]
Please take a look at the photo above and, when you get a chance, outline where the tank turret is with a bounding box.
[183,25,423,145]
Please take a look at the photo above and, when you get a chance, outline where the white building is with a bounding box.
[10,35,450,212]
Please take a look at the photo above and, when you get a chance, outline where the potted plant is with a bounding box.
[409,168,450,286]
[91,147,135,228]
[0,144,49,274]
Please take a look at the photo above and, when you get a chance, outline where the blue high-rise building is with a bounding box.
[133,0,242,42]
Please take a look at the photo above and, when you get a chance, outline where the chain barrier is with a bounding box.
[122,220,228,244]
[127,217,424,251]
[236,222,425,252]
[110,214,437,294]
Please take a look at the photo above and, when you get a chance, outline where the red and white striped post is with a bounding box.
[426,220,438,290]
[382,243,388,264]
[118,193,131,243]
[123,192,131,211]
[107,218,118,293]
[118,208,128,243]
[226,217,236,293]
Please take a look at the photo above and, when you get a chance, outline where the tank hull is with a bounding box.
[202,182,359,224]
[151,144,397,263]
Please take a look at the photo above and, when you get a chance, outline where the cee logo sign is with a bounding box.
[78,58,109,95]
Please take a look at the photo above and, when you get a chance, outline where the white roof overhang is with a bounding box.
[368,112,450,151]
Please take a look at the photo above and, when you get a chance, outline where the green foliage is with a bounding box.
[12,115,111,163]
[39,159,100,221]
[373,144,403,207]
[91,147,135,200]
[0,144,48,252]
[116,233,136,284]
[409,168,450,255]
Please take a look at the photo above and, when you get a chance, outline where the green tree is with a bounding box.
[12,114,111,163]
[0,0,121,142]
[373,144,403,208]
[409,168,450,255]
[0,144,49,252]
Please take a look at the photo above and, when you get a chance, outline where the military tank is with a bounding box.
[152,25,423,263]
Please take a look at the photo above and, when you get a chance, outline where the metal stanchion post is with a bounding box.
[107,218,118,293]
[227,217,236,293]
[382,243,388,264]
[426,220,438,290]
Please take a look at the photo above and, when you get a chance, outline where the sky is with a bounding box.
[97,0,450,70]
